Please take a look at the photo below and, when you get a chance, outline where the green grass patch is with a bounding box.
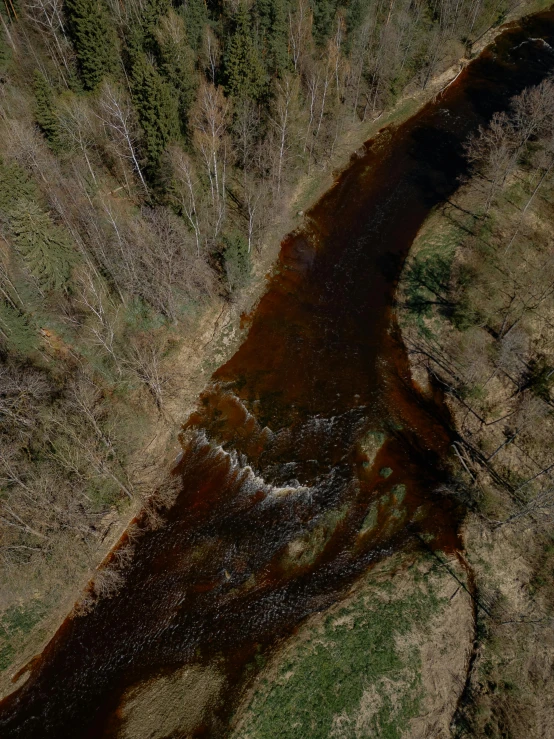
[0,600,48,673]
[392,484,407,503]
[234,559,448,739]
[360,502,379,534]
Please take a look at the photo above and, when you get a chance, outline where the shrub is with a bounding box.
[223,233,251,293]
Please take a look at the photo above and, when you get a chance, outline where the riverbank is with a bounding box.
[219,5,554,736]
[231,550,473,739]
[0,0,551,704]
[2,4,554,735]
[397,79,554,735]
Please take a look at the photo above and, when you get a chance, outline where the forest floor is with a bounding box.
[396,158,554,734]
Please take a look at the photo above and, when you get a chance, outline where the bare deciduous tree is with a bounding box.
[191,81,231,244]
[57,96,99,184]
[465,112,517,213]
[270,75,299,194]
[23,0,74,83]
[201,26,221,84]
[97,82,148,194]
[171,147,204,257]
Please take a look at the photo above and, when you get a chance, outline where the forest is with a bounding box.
[400,78,554,736]
[0,0,519,683]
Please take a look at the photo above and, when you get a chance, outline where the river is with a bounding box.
[2,8,554,737]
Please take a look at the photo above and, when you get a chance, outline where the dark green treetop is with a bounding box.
[33,71,61,151]
[0,302,39,354]
[155,11,198,134]
[223,2,266,101]
[310,0,339,45]
[130,0,171,59]
[0,25,9,68]
[254,0,290,77]
[179,0,209,53]
[0,160,37,213]
[131,53,180,173]
[10,201,77,292]
[64,0,119,90]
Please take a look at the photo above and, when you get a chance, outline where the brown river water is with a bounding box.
[2,9,554,737]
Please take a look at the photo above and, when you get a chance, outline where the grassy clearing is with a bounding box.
[360,431,387,469]
[0,600,48,672]
[232,553,470,739]
[401,216,465,337]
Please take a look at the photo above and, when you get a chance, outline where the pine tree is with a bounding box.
[131,54,180,171]
[64,0,119,90]
[33,71,61,151]
[224,3,266,101]
[10,201,77,291]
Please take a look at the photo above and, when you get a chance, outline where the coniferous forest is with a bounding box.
[0,0,522,682]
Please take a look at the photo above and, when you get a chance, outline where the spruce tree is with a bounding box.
[33,71,61,151]
[10,201,77,292]
[131,54,180,171]
[223,233,251,292]
[124,0,170,64]
[179,0,208,53]
[345,0,369,48]
[155,11,197,135]
[268,0,290,76]
[310,0,339,45]
[0,160,37,214]
[141,0,171,55]
[254,0,290,77]
[224,3,266,101]
[0,26,9,68]
[0,302,39,355]
[64,0,119,90]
